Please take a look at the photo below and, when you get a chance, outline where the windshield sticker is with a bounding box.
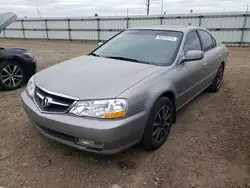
[155,36,177,41]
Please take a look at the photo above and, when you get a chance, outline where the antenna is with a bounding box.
[161,0,164,16]
[146,0,150,15]
[36,5,46,40]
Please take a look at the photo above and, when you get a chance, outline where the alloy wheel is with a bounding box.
[216,66,224,89]
[0,64,23,88]
[152,106,171,143]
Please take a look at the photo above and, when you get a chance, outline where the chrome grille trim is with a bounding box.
[36,84,79,100]
[36,92,70,107]
[33,85,76,114]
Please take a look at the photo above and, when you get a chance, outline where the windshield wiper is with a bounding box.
[88,52,100,57]
[104,56,139,62]
[104,56,149,64]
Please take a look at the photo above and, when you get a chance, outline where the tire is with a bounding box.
[0,60,25,91]
[142,97,174,150]
[207,63,224,92]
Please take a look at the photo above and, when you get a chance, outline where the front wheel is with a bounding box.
[142,97,174,150]
[0,60,25,90]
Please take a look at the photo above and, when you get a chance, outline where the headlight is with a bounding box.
[69,99,127,119]
[26,76,35,97]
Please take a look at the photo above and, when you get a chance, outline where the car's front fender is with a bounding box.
[118,68,178,116]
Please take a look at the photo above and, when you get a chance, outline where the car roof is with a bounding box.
[128,25,203,33]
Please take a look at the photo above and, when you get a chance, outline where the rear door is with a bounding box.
[197,30,220,85]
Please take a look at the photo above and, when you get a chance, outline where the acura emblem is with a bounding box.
[41,97,52,108]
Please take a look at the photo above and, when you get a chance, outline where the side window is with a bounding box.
[197,30,214,52]
[184,31,201,52]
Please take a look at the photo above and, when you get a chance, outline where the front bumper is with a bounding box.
[21,91,148,154]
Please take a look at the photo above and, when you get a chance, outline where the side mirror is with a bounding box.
[181,50,204,63]
[98,42,103,46]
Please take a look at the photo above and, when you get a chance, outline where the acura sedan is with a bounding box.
[21,25,228,154]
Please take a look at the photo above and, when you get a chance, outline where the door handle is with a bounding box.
[204,62,207,67]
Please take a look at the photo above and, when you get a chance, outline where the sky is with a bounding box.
[0,0,249,18]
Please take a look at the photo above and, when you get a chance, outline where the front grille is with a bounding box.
[34,86,75,113]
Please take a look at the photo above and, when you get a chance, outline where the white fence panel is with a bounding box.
[0,31,4,37]
[100,31,119,40]
[129,18,160,28]
[202,16,244,28]
[47,21,68,29]
[71,31,98,40]
[210,31,242,43]
[243,31,250,42]
[246,17,250,28]
[100,20,127,29]
[6,21,22,29]
[25,31,47,39]
[1,13,249,45]
[23,21,46,29]
[70,20,97,29]
[163,18,199,26]
[48,31,68,39]
[4,30,23,38]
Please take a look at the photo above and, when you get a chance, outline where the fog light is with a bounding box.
[77,138,104,148]
[78,139,94,145]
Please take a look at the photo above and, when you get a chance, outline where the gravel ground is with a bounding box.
[0,39,249,188]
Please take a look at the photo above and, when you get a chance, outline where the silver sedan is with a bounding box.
[21,25,228,154]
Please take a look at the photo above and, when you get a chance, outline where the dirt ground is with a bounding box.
[0,39,250,188]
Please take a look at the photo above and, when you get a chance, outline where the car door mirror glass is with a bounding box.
[183,50,204,63]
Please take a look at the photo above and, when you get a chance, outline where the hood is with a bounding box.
[0,12,17,32]
[6,48,29,52]
[0,47,30,54]
[35,55,162,99]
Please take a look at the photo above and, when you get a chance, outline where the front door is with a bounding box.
[174,58,206,109]
[174,30,206,109]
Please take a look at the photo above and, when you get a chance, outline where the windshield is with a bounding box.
[92,30,183,66]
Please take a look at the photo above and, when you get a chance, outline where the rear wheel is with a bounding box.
[0,60,25,90]
[207,64,224,92]
[142,97,174,150]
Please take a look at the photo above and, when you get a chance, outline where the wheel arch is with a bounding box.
[0,56,29,79]
[141,89,177,150]
[152,90,177,123]
[0,56,26,67]
[0,57,28,90]
[160,90,176,122]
